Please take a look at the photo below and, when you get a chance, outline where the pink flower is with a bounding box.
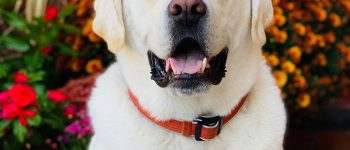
[13,72,29,83]
[64,120,92,136]
[44,6,58,22]
[48,90,68,103]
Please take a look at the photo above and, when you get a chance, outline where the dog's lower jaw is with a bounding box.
[168,80,211,96]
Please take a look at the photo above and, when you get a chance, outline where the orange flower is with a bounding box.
[281,61,296,74]
[82,18,101,43]
[266,26,280,36]
[272,0,280,6]
[314,53,328,66]
[287,46,302,62]
[328,13,342,27]
[345,50,350,62]
[298,93,311,108]
[294,75,307,88]
[289,10,303,21]
[341,0,350,14]
[82,19,93,36]
[86,59,104,74]
[324,32,336,43]
[314,7,328,21]
[76,0,93,17]
[283,2,295,11]
[305,32,318,46]
[87,32,101,43]
[303,44,313,54]
[275,31,288,43]
[337,43,348,54]
[293,23,306,36]
[323,1,333,8]
[73,36,84,51]
[70,58,84,72]
[273,14,287,27]
[273,71,288,88]
[266,55,280,67]
[317,35,326,47]
[274,7,283,15]
[303,12,314,22]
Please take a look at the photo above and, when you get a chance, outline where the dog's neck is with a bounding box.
[117,43,261,121]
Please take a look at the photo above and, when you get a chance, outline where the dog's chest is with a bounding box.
[91,97,264,150]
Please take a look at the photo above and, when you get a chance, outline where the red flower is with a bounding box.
[48,90,68,103]
[0,92,9,103]
[13,72,29,83]
[0,89,37,126]
[42,46,53,56]
[1,102,36,126]
[64,105,76,117]
[7,85,36,108]
[1,102,19,119]
[44,6,58,22]
[17,109,36,126]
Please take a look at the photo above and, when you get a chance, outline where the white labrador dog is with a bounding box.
[88,0,286,149]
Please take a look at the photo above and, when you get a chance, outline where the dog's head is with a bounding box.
[93,0,273,96]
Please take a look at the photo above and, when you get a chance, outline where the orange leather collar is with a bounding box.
[128,89,248,141]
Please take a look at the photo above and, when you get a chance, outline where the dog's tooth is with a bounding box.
[201,58,207,73]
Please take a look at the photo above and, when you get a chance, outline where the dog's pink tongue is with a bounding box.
[168,51,204,74]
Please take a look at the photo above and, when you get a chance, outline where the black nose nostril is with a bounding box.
[169,4,183,16]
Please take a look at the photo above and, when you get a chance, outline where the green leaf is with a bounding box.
[12,120,28,143]
[0,120,11,137]
[0,35,30,52]
[42,114,65,129]
[0,0,16,6]
[59,4,75,18]
[34,84,46,97]
[61,24,80,33]
[54,42,85,57]
[27,115,42,127]
[28,71,46,83]
[1,10,27,29]
[0,64,9,78]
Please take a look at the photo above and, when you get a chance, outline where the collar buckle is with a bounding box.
[193,116,223,141]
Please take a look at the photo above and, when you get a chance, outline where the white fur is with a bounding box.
[89,0,286,149]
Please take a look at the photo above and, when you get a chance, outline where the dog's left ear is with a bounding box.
[93,0,125,53]
[251,0,274,47]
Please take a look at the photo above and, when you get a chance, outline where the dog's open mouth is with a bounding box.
[148,38,228,88]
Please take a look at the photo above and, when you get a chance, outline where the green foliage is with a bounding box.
[0,1,92,149]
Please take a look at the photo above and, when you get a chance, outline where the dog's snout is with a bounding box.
[168,0,206,25]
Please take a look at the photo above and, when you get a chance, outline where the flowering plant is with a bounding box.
[0,0,108,149]
[264,0,350,123]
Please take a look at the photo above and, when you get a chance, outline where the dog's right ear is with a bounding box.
[93,0,125,53]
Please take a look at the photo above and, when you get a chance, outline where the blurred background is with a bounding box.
[0,0,349,149]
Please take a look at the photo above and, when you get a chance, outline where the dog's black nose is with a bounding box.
[168,0,206,25]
